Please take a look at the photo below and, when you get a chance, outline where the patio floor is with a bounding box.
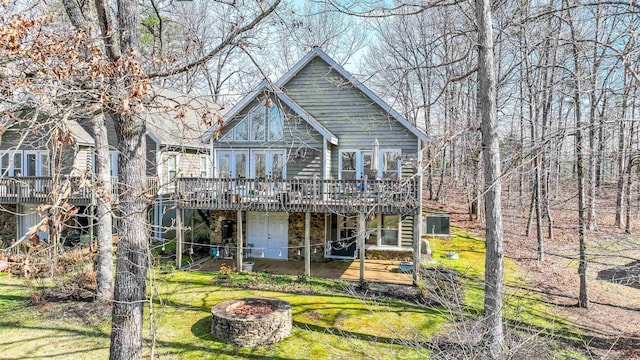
[188,257,413,285]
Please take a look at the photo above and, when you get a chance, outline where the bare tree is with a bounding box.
[476,0,504,356]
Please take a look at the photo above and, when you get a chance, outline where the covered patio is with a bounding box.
[187,258,413,285]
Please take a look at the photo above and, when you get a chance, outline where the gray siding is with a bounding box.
[287,148,322,178]
[146,135,157,176]
[160,149,204,181]
[401,214,414,248]
[1,128,91,176]
[282,57,419,179]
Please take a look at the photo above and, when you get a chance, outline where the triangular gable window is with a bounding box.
[225,101,283,142]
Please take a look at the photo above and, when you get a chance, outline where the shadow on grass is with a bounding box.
[188,316,295,360]
[292,319,422,346]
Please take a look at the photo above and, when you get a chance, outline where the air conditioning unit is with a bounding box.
[424,214,450,235]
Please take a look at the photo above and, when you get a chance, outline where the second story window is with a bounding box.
[200,155,210,177]
[167,154,177,183]
[1,152,22,177]
[228,101,284,142]
[381,150,401,179]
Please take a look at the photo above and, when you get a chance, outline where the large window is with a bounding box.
[215,150,249,178]
[381,215,400,246]
[1,151,51,177]
[226,102,284,142]
[338,149,401,180]
[215,149,285,179]
[327,214,403,252]
[381,150,401,179]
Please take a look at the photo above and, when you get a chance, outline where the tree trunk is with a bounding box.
[615,78,629,228]
[93,114,114,301]
[477,0,504,356]
[625,121,635,234]
[60,0,115,303]
[108,0,149,358]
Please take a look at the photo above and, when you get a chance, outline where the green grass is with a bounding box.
[425,226,585,351]
[0,271,447,359]
[0,224,590,359]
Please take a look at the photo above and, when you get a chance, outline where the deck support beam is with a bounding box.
[358,212,366,282]
[236,210,243,271]
[176,207,183,269]
[304,212,311,277]
[413,171,423,286]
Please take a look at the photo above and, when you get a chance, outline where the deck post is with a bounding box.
[236,210,243,271]
[358,212,366,282]
[304,211,311,277]
[176,207,183,269]
[413,173,423,286]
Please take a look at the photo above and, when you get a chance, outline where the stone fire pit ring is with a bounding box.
[210,297,292,347]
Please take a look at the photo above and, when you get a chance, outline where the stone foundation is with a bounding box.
[365,249,413,261]
[207,210,245,244]
[287,212,325,261]
[0,205,16,248]
[210,297,292,347]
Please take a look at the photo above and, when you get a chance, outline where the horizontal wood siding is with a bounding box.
[160,149,204,182]
[287,148,322,178]
[0,128,49,150]
[146,135,157,176]
[325,143,332,179]
[70,148,92,174]
[401,214,414,248]
[282,57,419,178]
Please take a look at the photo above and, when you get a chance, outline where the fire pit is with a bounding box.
[210,297,292,346]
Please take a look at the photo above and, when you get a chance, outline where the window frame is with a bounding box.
[199,154,211,178]
[215,149,250,179]
[230,102,284,143]
[380,149,402,179]
[166,153,178,184]
[1,151,22,177]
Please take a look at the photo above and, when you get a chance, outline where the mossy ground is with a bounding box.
[0,226,588,359]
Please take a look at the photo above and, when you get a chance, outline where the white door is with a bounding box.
[246,212,288,259]
[18,205,49,242]
[250,150,286,179]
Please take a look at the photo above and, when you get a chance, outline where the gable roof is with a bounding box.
[8,104,95,147]
[144,88,215,150]
[275,47,429,143]
[202,82,338,145]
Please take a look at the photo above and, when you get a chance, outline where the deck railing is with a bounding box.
[0,176,160,205]
[175,177,420,214]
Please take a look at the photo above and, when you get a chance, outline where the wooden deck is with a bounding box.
[187,258,413,285]
[175,177,420,215]
[0,176,159,204]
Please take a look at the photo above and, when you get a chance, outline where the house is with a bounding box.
[0,89,212,247]
[175,48,427,281]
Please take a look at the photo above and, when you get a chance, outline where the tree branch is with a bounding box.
[148,0,281,78]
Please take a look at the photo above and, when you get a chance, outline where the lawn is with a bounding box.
[0,270,446,360]
[0,227,587,359]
